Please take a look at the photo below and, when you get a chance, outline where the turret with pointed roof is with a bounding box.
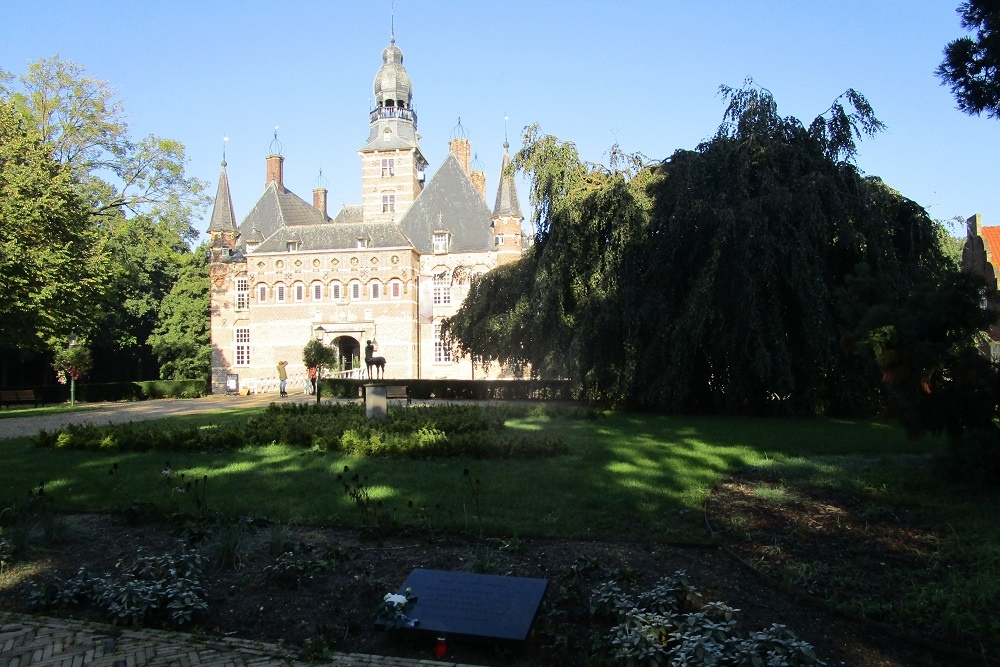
[208,159,238,261]
[491,139,524,265]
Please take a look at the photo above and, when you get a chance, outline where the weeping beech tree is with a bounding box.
[445,81,952,415]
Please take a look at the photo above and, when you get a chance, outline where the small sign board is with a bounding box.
[380,568,548,641]
[225,374,239,394]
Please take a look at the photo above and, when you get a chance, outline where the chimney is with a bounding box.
[313,187,328,219]
[471,170,486,201]
[266,154,284,191]
[449,138,471,175]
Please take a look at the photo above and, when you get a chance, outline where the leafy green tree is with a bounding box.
[0,99,109,354]
[148,247,210,383]
[0,56,208,216]
[938,1,1000,119]
[303,340,337,404]
[447,82,951,415]
[0,56,208,382]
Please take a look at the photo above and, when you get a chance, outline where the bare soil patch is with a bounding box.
[0,506,971,666]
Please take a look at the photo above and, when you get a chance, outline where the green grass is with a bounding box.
[0,408,943,542]
[724,455,1000,649]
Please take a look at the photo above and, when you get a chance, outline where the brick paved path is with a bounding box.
[0,613,483,667]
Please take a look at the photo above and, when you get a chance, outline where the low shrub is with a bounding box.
[32,403,570,459]
[590,571,825,666]
[27,547,208,627]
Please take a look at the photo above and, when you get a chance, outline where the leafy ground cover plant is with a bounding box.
[26,546,208,627]
[589,571,824,666]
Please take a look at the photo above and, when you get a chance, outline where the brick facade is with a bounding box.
[207,35,523,394]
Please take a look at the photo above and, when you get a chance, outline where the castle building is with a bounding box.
[207,33,525,394]
[962,213,1000,358]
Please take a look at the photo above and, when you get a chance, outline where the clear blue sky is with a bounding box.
[1,1,995,238]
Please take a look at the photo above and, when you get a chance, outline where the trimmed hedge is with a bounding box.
[315,378,577,402]
[28,380,208,405]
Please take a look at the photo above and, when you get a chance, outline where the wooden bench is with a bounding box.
[386,385,410,405]
[0,389,42,409]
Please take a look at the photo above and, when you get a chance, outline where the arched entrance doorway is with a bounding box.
[332,336,361,376]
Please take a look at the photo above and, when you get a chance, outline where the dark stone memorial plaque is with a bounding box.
[384,568,548,641]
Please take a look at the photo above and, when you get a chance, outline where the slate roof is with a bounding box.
[237,182,325,250]
[333,204,364,224]
[398,153,493,254]
[359,118,421,152]
[239,183,411,253]
[492,142,523,219]
[253,220,411,253]
[207,161,237,233]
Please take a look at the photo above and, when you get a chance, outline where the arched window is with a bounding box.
[311,282,323,301]
[331,282,342,300]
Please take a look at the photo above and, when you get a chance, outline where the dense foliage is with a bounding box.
[938,0,1000,119]
[148,246,211,383]
[447,82,952,415]
[0,57,209,383]
[0,100,109,352]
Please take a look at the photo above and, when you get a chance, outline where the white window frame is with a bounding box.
[350,281,361,300]
[381,157,395,177]
[275,283,286,303]
[433,232,449,254]
[382,192,395,213]
[433,271,451,305]
[331,282,342,300]
[257,284,267,303]
[294,284,305,302]
[312,282,323,301]
[235,278,249,310]
[434,321,452,363]
[235,327,250,366]
[370,281,382,300]
[390,280,402,299]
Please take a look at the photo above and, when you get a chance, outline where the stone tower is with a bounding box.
[359,31,428,224]
[492,138,524,265]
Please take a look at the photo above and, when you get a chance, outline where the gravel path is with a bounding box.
[0,392,321,440]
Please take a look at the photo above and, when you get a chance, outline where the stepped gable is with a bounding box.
[398,153,493,254]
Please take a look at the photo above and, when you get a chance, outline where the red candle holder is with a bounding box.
[434,636,447,658]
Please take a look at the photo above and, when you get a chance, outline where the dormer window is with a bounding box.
[383,128,392,142]
[287,241,300,252]
[357,236,370,249]
[433,232,449,254]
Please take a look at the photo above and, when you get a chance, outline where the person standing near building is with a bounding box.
[308,366,317,394]
[277,360,288,397]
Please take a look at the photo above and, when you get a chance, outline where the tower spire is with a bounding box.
[208,147,237,235]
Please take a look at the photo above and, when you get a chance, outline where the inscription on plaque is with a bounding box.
[381,568,548,641]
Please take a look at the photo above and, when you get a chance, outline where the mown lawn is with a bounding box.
[0,406,945,542]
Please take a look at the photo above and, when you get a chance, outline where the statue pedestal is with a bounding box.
[364,383,387,420]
